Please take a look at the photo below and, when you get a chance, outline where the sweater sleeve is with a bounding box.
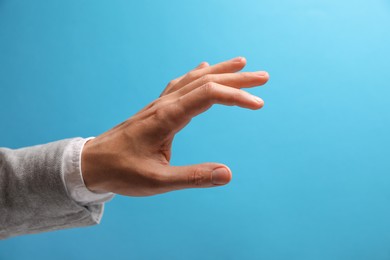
[0,138,107,239]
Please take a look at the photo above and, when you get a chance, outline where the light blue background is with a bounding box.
[1,0,390,259]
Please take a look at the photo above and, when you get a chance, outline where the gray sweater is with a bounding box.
[0,139,103,239]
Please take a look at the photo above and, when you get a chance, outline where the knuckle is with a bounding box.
[187,168,206,186]
[201,82,216,95]
[201,82,218,103]
[152,100,185,127]
[185,71,197,81]
[148,98,163,110]
[163,79,180,95]
[199,74,213,86]
[167,79,177,87]
[153,105,169,121]
[151,98,161,107]
[161,81,177,96]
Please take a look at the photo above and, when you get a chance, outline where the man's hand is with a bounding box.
[81,57,269,196]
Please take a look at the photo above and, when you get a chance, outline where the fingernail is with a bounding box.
[253,96,263,105]
[212,167,230,185]
[232,57,244,62]
[255,71,268,77]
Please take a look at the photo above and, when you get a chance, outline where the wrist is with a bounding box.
[81,138,110,194]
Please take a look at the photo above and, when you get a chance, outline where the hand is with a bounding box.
[81,57,269,196]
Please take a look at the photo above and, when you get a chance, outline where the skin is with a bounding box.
[81,57,269,196]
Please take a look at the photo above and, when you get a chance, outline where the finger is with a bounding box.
[195,61,210,70]
[150,83,263,133]
[171,62,210,85]
[162,163,232,191]
[176,71,269,97]
[160,62,210,97]
[178,82,264,120]
[165,57,247,95]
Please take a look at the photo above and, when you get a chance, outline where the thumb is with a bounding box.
[165,163,232,191]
